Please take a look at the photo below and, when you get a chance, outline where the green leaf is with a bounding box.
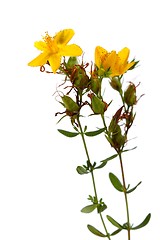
[57,129,79,137]
[94,161,107,169]
[101,154,118,164]
[87,225,106,237]
[107,215,124,229]
[110,228,122,236]
[126,181,142,193]
[84,128,105,137]
[76,166,89,175]
[122,146,137,153]
[81,204,97,213]
[109,173,123,192]
[95,154,118,170]
[131,213,151,230]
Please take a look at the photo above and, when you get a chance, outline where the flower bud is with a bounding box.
[90,77,101,94]
[66,57,78,68]
[109,77,122,92]
[124,83,137,106]
[61,95,79,112]
[108,118,126,150]
[71,66,89,90]
[88,94,108,114]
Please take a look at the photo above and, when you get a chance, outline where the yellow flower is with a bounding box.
[95,46,135,77]
[28,29,83,73]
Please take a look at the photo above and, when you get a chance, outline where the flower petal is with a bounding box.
[48,54,61,73]
[60,44,83,56]
[118,47,130,64]
[28,52,49,67]
[95,46,108,68]
[34,41,47,51]
[54,29,75,46]
[104,50,117,70]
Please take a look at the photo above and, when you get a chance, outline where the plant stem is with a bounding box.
[101,114,108,134]
[118,151,131,240]
[77,117,111,239]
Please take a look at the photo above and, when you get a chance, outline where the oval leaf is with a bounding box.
[109,173,123,192]
[81,204,97,213]
[76,166,89,175]
[84,128,105,137]
[87,225,106,237]
[131,213,151,230]
[58,129,79,137]
[107,215,123,229]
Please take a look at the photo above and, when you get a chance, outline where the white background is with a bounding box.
[0,0,159,239]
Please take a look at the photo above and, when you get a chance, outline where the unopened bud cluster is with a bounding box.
[55,56,139,151]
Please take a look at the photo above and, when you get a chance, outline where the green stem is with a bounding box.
[77,117,111,240]
[101,114,108,134]
[118,151,131,240]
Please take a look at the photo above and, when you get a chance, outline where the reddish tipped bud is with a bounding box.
[71,66,89,90]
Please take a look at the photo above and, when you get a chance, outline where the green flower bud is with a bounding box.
[66,57,78,68]
[61,95,79,112]
[109,77,122,92]
[71,66,89,90]
[108,118,126,150]
[90,77,101,94]
[89,94,107,114]
[124,83,137,106]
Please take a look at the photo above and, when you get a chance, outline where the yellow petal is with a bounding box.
[118,47,130,64]
[34,41,47,51]
[60,44,83,56]
[54,29,75,46]
[95,46,108,68]
[104,50,117,70]
[28,52,49,67]
[48,54,61,73]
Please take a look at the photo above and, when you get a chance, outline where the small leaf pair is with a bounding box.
[109,172,142,194]
[107,213,151,231]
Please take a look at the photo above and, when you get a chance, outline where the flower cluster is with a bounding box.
[28,28,150,240]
